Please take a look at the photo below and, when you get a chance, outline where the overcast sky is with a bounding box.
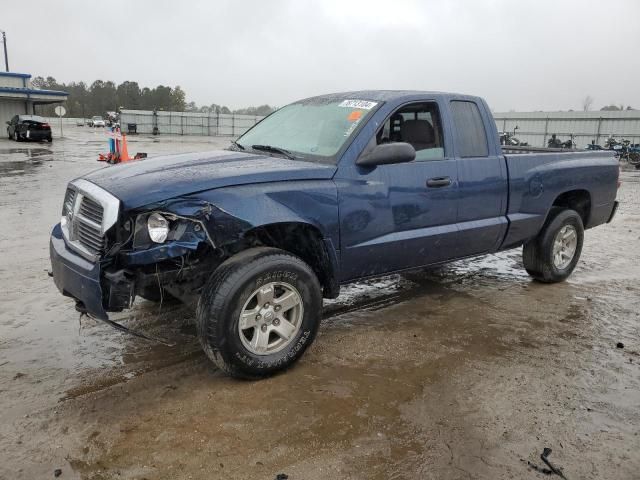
[3,0,639,111]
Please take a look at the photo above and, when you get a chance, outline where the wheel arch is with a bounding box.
[241,222,340,299]
[550,189,591,227]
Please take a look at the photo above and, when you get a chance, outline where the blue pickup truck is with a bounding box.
[50,91,619,378]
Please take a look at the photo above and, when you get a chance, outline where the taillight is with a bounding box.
[42,123,50,128]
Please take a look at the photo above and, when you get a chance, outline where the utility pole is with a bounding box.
[0,31,9,72]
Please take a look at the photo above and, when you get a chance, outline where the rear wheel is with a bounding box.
[196,247,322,379]
[523,208,584,283]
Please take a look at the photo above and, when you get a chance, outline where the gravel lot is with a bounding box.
[1,128,639,479]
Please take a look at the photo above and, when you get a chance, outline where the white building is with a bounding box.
[0,72,68,128]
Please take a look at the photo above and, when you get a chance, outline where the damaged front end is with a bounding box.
[51,180,227,319]
[101,199,225,312]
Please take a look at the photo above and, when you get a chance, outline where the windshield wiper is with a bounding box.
[230,140,245,150]
[251,144,295,160]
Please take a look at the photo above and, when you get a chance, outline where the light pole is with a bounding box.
[0,30,9,72]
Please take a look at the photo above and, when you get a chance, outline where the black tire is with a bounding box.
[523,208,584,283]
[196,247,322,379]
[47,137,53,143]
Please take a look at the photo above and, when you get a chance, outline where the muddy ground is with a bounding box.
[1,128,639,480]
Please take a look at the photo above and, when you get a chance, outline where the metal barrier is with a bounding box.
[119,110,264,136]
[494,111,640,148]
[47,110,640,148]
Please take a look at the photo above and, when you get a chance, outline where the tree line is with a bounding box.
[32,76,275,118]
[581,95,635,112]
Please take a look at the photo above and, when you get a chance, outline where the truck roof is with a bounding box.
[300,90,483,105]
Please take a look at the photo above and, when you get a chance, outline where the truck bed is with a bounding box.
[500,149,619,249]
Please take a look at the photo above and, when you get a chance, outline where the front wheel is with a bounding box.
[523,208,584,283]
[196,247,322,379]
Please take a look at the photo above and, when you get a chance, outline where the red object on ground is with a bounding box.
[97,130,141,164]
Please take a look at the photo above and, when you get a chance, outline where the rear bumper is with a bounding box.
[22,130,51,140]
[50,223,108,319]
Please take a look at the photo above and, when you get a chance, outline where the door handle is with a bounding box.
[426,176,452,188]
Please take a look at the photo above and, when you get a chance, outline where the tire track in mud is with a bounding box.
[60,272,462,400]
[59,258,525,402]
[60,280,424,401]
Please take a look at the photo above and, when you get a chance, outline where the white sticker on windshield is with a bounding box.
[339,99,378,110]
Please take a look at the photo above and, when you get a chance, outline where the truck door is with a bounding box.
[336,101,459,281]
[450,99,508,257]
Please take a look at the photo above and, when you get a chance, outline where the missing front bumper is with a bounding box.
[50,223,109,319]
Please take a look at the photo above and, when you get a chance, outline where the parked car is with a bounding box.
[89,116,106,128]
[6,115,52,142]
[50,91,619,378]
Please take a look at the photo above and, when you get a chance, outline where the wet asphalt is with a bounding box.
[0,128,639,479]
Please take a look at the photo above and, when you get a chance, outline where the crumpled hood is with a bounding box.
[82,150,337,210]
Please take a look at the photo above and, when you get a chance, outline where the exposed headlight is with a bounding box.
[147,213,169,243]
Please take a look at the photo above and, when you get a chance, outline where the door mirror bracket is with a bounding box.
[356,142,416,167]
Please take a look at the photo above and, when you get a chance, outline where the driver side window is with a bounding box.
[377,102,445,161]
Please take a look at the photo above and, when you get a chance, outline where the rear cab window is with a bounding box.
[376,102,445,161]
[450,100,489,157]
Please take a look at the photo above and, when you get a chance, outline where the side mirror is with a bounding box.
[5,121,10,126]
[356,142,416,167]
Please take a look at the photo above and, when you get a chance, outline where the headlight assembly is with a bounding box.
[132,211,212,251]
[147,213,170,243]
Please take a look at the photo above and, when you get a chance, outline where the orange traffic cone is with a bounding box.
[120,134,131,162]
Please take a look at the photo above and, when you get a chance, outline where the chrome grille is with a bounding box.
[76,220,106,254]
[63,188,76,215]
[74,195,106,255]
[78,196,104,225]
[61,180,120,259]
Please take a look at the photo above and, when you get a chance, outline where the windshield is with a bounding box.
[235,98,380,163]
[92,116,102,120]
